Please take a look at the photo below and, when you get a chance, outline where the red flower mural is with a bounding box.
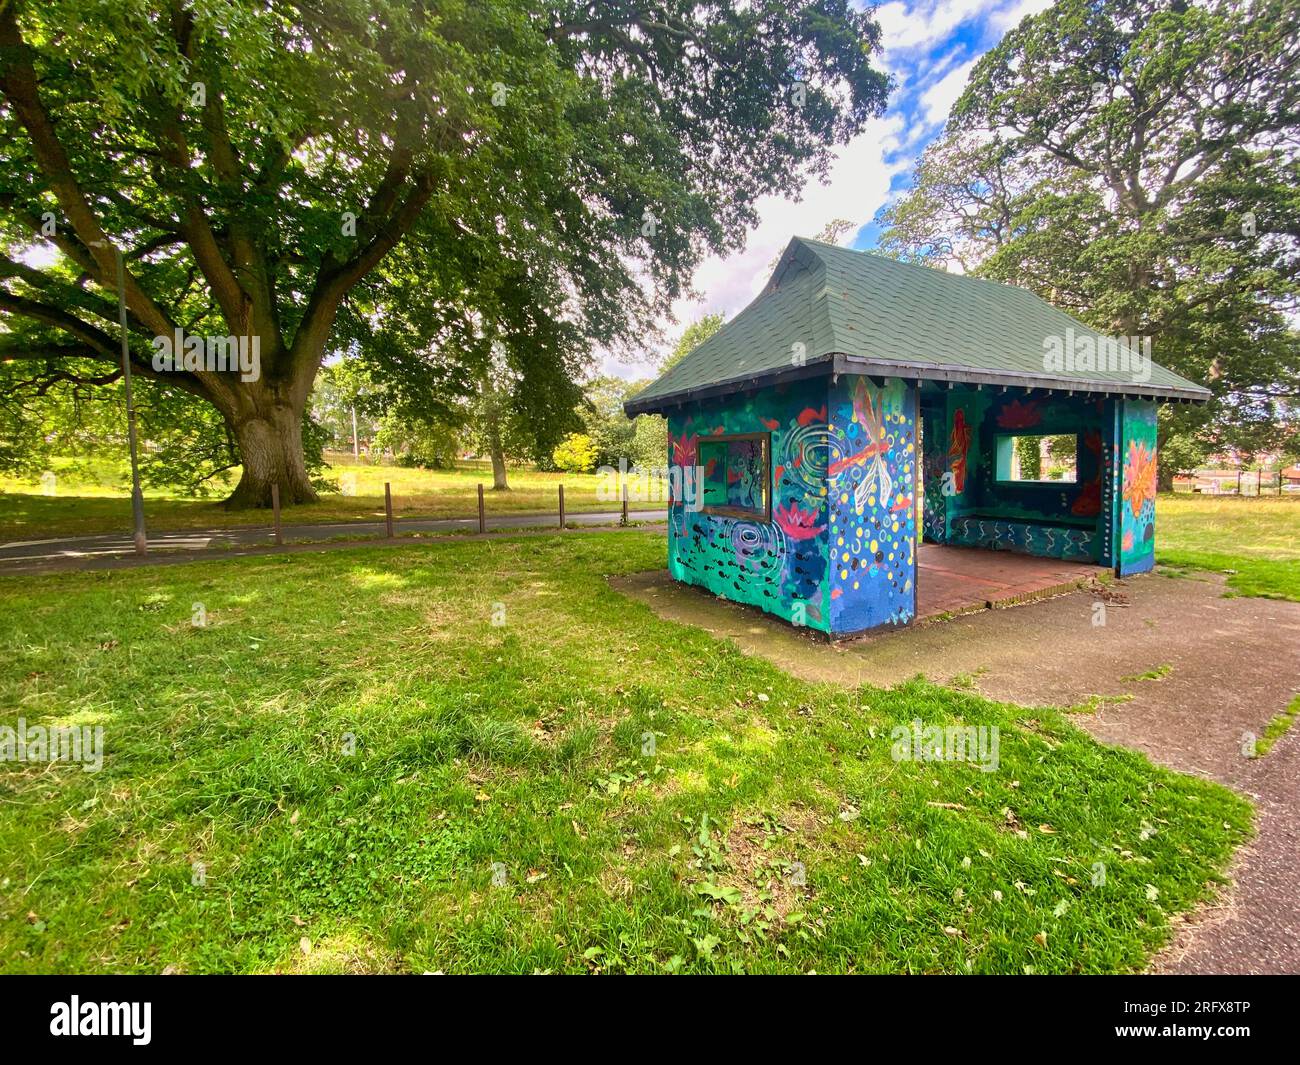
[1122,439,1157,518]
[773,500,826,540]
[1071,430,1103,517]
[995,398,1042,429]
[670,431,697,467]
[1071,480,1101,517]
[947,408,972,493]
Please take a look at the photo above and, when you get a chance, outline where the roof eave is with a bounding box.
[622,356,835,417]
[622,351,1210,417]
[833,354,1211,402]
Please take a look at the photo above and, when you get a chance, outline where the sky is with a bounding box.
[604,0,1055,381]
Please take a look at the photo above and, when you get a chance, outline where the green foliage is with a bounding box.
[1158,429,1211,480]
[581,377,639,470]
[0,358,234,496]
[382,423,460,471]
[1,0,891,501]
[578,375,669,470]
[662,315,725,373]
[1016,436,1042,480]
[876,0,1300,470]
[313,359,464,469]
[552,432,598,473]
[311,362,382,456]
[631,413,670,469]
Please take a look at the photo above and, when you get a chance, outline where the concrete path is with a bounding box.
[613,566,1300,974]
[0,509,669,573]
[0,521,669,578]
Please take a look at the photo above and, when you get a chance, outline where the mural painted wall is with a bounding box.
[667,377,832,632]
[1117,399,1158,575]
[665,379,1156,636]
[920,402,947,543]
[666,374,918,637]
[825,376,917,634]
[924,388,1108,563]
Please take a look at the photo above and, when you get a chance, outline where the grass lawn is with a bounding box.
[1155,495,1300,601]
[0,458,661,541]
[0,531,1249,974]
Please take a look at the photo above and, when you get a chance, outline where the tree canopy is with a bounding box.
[0,0,890,505]
[876,0,1299,473]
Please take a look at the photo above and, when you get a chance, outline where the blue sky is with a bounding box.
[608,0,1053,378]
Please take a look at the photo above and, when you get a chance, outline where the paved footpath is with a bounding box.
[0,509,669,574]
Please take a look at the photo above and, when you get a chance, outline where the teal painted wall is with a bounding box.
[924,389,1108,562]
[1116,399,1158,575]
[666,374,919,636]
[667,378,831,632]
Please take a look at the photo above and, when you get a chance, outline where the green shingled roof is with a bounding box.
[625,237,1209,414]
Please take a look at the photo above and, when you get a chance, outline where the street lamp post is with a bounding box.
[92,240,147,555]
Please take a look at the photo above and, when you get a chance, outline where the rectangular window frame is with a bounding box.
[993,432,1080,486]
[698,431,772,524]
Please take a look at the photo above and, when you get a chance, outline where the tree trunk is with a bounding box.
[489,436,509,491]
[480,373,510,491]
[1155,426,1175,493]
[1156,461,1176,493]
[225,398,317,508]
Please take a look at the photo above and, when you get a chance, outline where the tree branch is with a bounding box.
[0,5,178,339]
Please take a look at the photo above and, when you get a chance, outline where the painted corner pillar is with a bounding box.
[1113,398,1158,575]
[825,376,918,635]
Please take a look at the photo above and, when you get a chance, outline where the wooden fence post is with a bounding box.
[271,483,283,546]
[558,484,565,529]
[384,481,394,539]
[478,483,486,534]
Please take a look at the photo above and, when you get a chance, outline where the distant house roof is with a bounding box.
[625,237,1210,415]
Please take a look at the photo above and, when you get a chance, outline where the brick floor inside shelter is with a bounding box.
[916,543,1105,620]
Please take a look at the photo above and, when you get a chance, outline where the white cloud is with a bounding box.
[920,58,976,127]
[988,0,1054,32]
[873,0,991,52]
[600,0,1040,378]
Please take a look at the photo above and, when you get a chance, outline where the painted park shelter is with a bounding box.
[625,237,1210,639]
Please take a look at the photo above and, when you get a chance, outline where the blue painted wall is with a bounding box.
[825,376,918,633]
[666,374,918,636]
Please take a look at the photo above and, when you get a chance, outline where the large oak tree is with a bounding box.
[0,0,889,506]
